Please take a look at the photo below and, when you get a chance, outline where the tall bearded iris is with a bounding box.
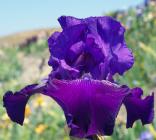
[3,16,154,139]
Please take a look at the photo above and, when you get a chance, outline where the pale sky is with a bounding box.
[0,0,143,36]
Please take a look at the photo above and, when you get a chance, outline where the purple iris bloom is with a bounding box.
[48,16,134,80]
[3,16,154,139]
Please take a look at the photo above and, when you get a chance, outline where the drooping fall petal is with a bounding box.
[124,87,154,128]
[45,79,129,138]
[3,84,43,125]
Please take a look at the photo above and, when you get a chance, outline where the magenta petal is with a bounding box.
[124,87,154,128]
[46,79,129,138]
[3,84,44,125]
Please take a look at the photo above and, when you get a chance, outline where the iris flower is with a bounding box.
[3,16,154,139]
[48,16,134,80]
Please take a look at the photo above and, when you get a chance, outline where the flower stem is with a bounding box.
[92,135,104,140]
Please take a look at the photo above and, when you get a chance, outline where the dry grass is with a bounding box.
[0,28,60,47]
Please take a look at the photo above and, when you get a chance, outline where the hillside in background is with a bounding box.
[0,0,156,140]
[0,28,60,47]
[108,0,156,91]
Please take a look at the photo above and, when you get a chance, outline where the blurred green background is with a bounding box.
[0,0,156,140]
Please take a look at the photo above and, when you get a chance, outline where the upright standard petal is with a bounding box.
[124,87,154,128]
[56,16,134,79]
[58,16,81,29]
[109,43,134,75]
[46,79,129,138]
[48,24,86,60]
